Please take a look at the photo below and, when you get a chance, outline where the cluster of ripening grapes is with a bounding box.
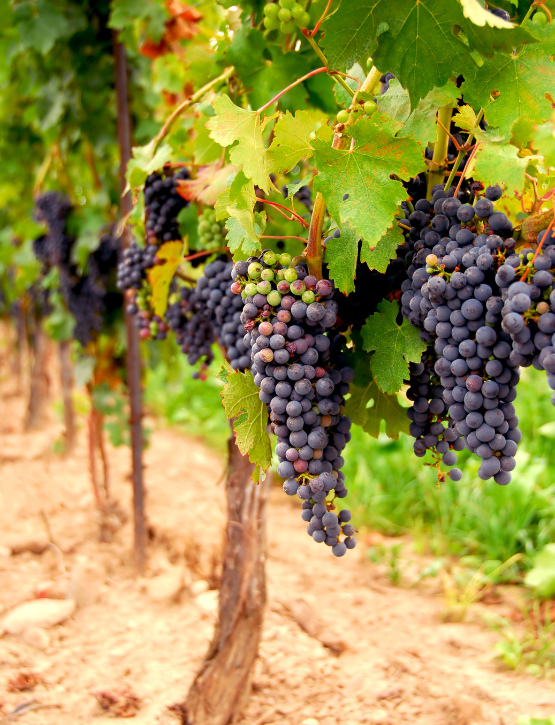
[263,0,310,34]
[195,208,226,259]
[230,250,357,557]
[400,181,555,485]
[117,170,190,340]
[166,257,250,373]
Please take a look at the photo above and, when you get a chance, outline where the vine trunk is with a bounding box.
[183,427,268,725]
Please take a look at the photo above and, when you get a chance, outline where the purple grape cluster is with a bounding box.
[165,258,250,372]
[230,250,356,556]
[144,169,190,245]
[401,184,524,484]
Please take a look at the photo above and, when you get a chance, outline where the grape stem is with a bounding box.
[309,0,333,36]
[255,198,310,227]
[257,67,328,113]
[454,142,482,198]
[152,66,235,153]
[443,109,484,193]
[181,247,229,263]
[426,104,454,199]
[301,31,355,99]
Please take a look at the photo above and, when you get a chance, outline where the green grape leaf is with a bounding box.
[361,299,427,394]
[510,116,537,150]
[471,143,529,196]
[325,223,358,294]
[219,363,272,483]
[206,95,273,193]
[147,240,186,317]
[320,0,538,108]
[462,38,555,136]
[524,543,555,598]
[333,62,366,107]
[225,211,267,261]
[452,105,478,132]
[377,80,460,147]
[267,110,331,174]
[360,224,404,272]
[344,336,409,439]
[193,116,224,165]
[313,114,424,250]
[285,177,311,198]
[533,114,555,168]
[459,0,514,28]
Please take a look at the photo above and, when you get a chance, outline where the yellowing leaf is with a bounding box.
[147,240,185,317]
[460,0,514,28]
[267,109,331,174]
[206,95,273,193]
[219,363,272,483]
[453,105,478,132]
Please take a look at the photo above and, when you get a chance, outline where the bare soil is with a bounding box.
[0,371,554,725]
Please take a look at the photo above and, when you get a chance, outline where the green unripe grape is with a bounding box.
[291,3,304,19]
[263,250,277,266]
[248,262,263,279]
[364,100,377,116]
[336,109,349,124]
[208,213,216,224]
[302,290,316,304]
[279,0,296,7]
[149,322,159,334]
[290,279,305,295]
[284,268,298,282]
[532,10,548,24]
[137,300,148,311]
[280,20,295,33]
[241,290,247,300]
[276,268,286,281]
[213,233,223,243]
[261,268,275,281]
[267,290,282,307]
[211,224,221,234]
[264,16,280,30]
[351,106,363,117]
[264,2,279,16]
[257,280,272,294]
[244,282,258,296]
[280,252,292,267]
[527,252,534,260]
[299,11,310,27]
[203,232,213,241]
[198,220,211,232]
[278,7,291,21]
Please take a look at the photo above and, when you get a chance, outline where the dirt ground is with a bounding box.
[1,366,554,725]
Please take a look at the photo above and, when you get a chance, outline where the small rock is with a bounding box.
[1,598,76,635]
[195,590,219,616]
[146,568,184,603]
[301,719,319,725]
[67,556,105,606]
[7,537,49,556]
[21,627,51,650]
[191,580,209,596]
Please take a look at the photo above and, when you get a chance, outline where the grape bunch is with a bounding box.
[32,194,123,346]
[195,207,227,259]
[144,169,190,246]
[230,251,356,557]
[165,258,251,372]
[400,183,523,484]
[263,0,310,34]
[117,240,168,341]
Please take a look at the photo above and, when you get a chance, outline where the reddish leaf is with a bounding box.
[177,162,237,206]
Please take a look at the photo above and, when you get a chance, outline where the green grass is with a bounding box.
[343,367,555,571]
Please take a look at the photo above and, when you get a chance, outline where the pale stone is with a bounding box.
[1,598,76,635]
[195,590,219,616]
[21,626,51,650]
[191,579,209,596]
[146,568,184,603]
[301,719,319,725]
